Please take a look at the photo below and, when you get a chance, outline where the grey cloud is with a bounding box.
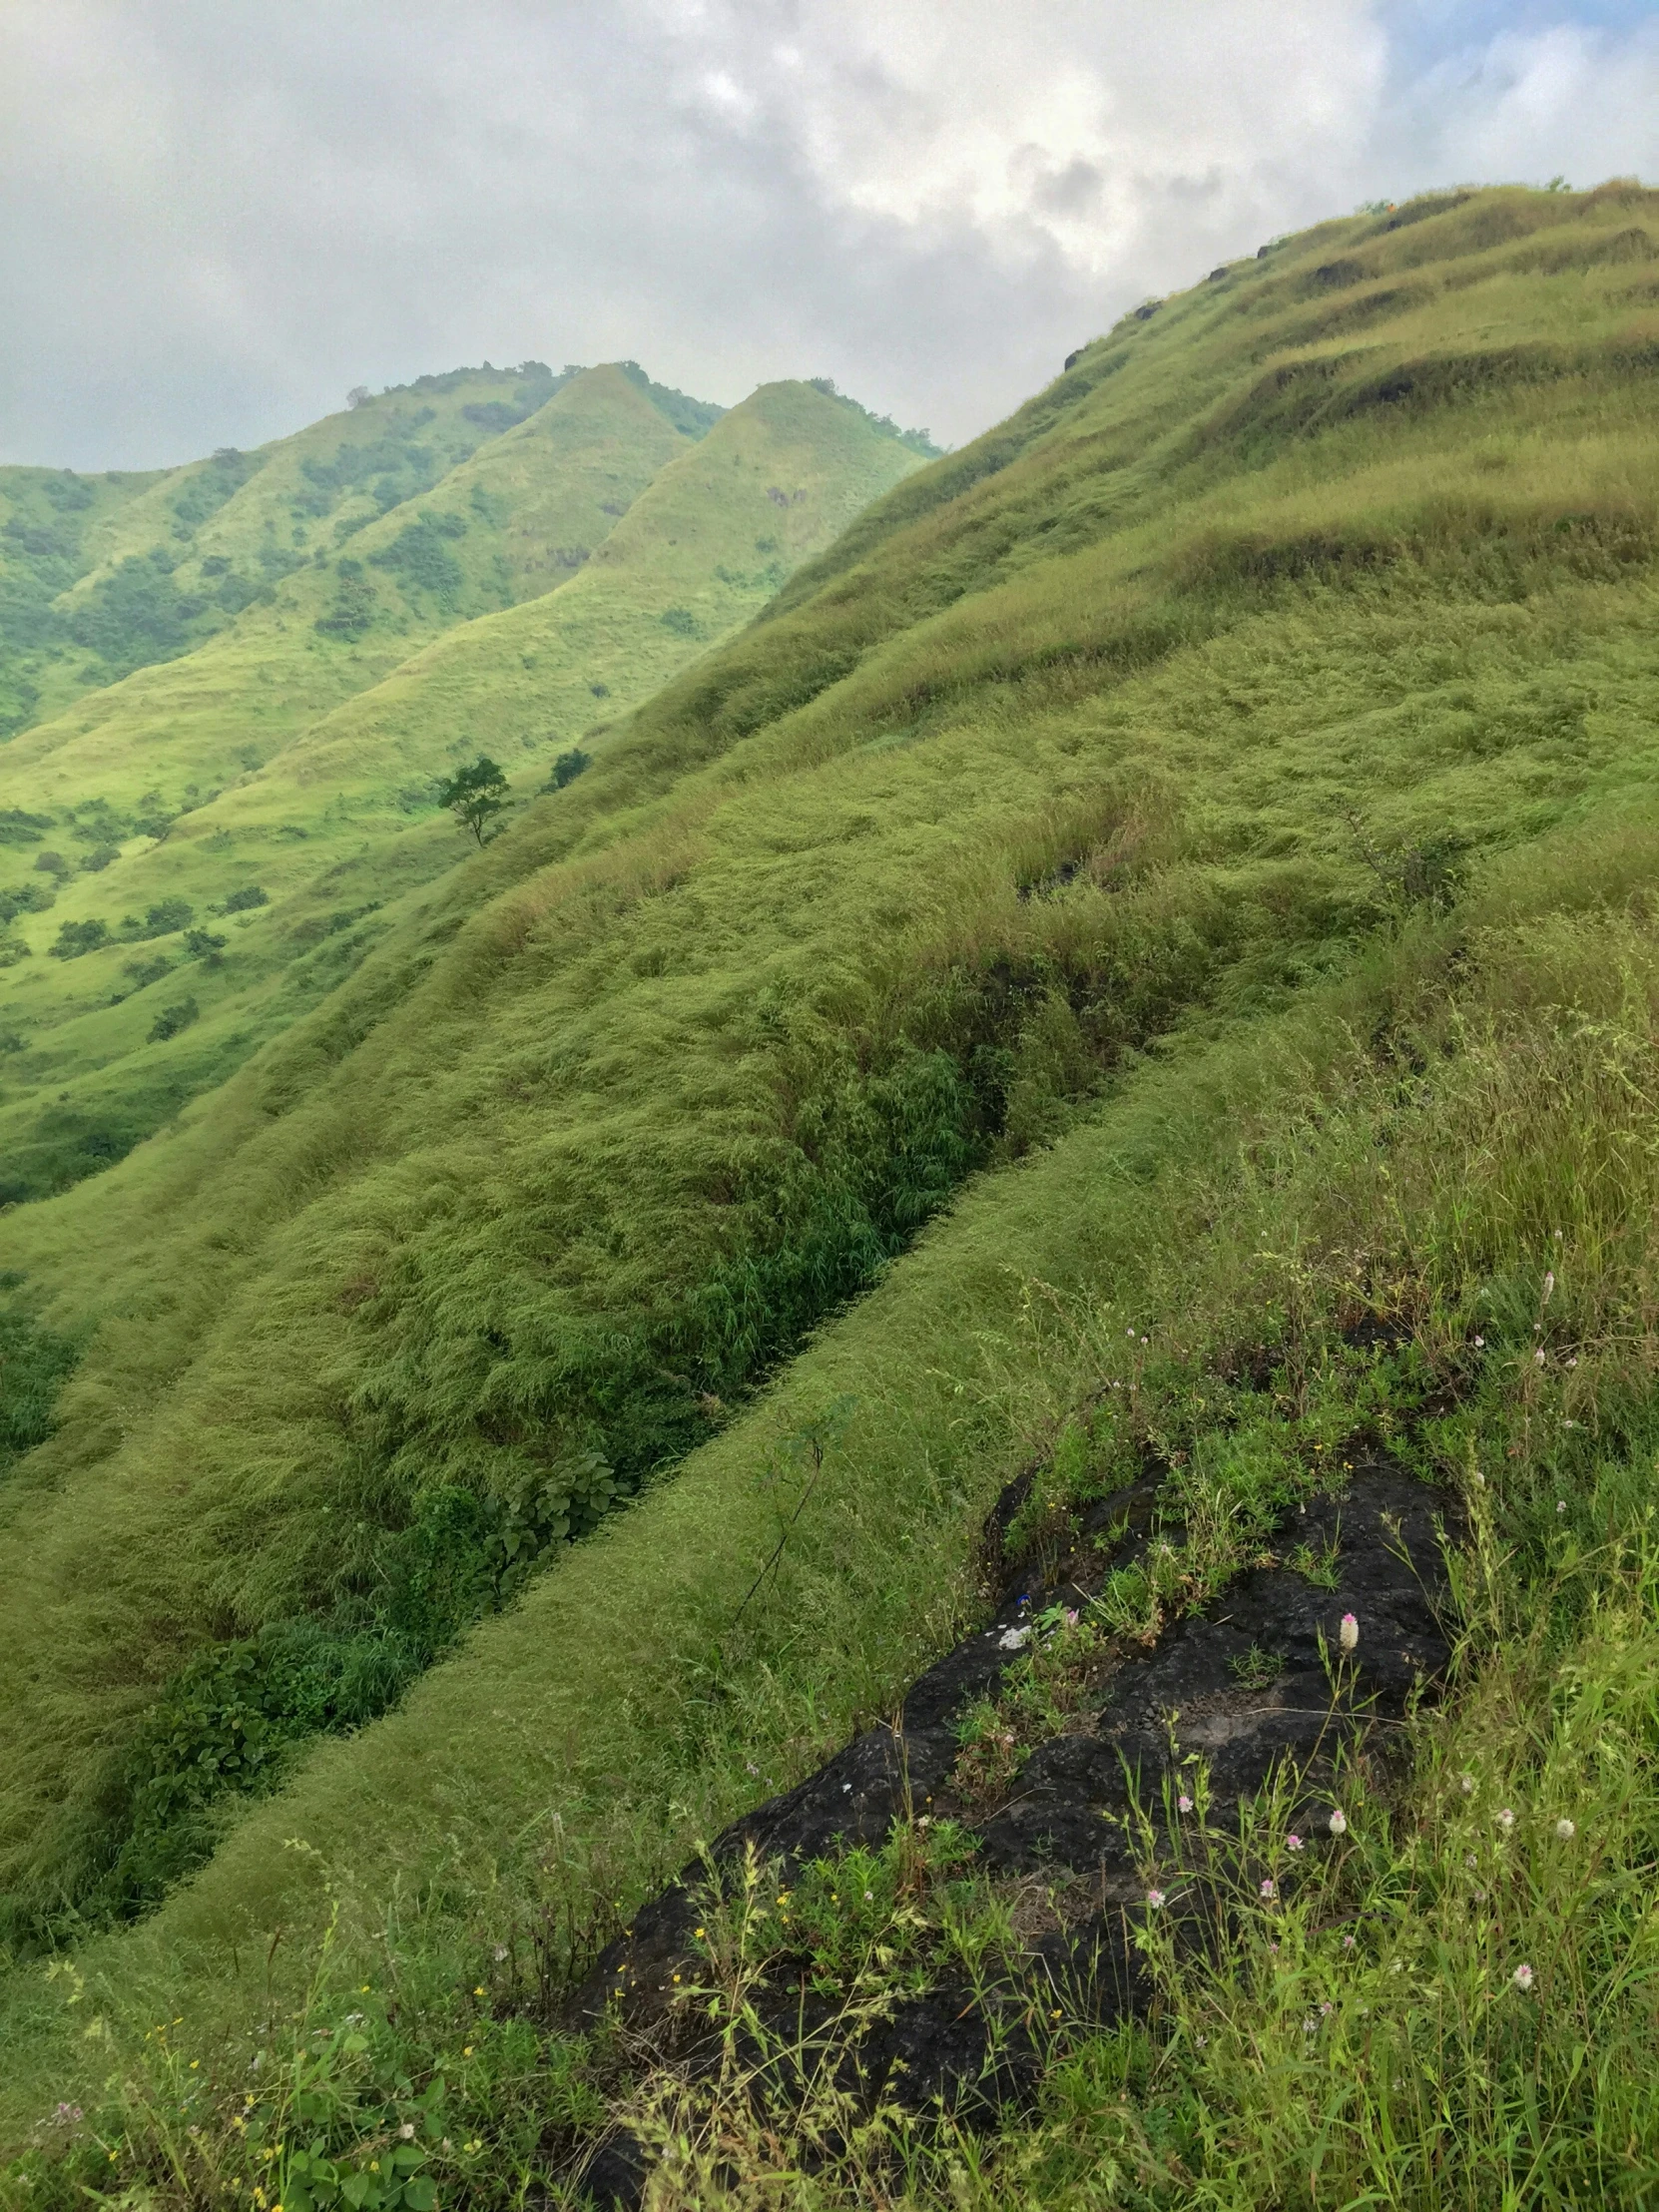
[0,1,1654,471]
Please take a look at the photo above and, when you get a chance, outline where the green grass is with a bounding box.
[0,373,923,1202]
[4,179,1659,2200]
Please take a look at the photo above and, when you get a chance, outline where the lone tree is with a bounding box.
[437,755,511,846]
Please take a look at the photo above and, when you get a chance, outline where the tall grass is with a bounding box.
[6,182,1659,2193]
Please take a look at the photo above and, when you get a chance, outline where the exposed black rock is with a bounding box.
[573,1457,1454,2203]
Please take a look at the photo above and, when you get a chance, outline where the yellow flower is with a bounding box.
[462,2045,473,2057]
[473,1985,485,1996]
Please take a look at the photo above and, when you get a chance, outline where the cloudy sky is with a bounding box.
[3,0,1656,470]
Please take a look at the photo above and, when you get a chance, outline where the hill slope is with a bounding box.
[6,182,1659,2202]
[0,362,583,736]
[0,375,924,1203]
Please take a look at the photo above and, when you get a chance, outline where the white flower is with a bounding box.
[399,2123,416,2141]
[1543,1271,1555,1304]
[1497,1807,1514,1830]
[1513,1962,1534,1990]
[1329,1809,1348,1837]
[1473,1335,1485,1348]
[1555,1818,1575,1841]
[1339,1613,1360,1653]
[1534,1348,1546,1366]
[998,1625,1031,1651]
[1146,1888,1167,1910]
[1260,1878,1277,1900]
[1460,1773,1476,1796]
[1286,1833,1304,1853]
[1178,1794,1194,1814]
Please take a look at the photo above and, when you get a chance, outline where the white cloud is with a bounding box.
[0,2,1653,469]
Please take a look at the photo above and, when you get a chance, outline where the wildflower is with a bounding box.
[473,1984,485,1996]
[1556,1500,1567,1514]
[998,1625,1031,1651]
[1567,1356,1579,1369]
[1465,1854,1477,1869]
[1320,2001,1334,2015]
[399,2123,416,2140]
[1543,1271,1555,1303]
[694,1927,705,1938]
[1513,1962,1534,1990]
[1555,1818,1576,1841]
[746,1761,760,1777]
[1303,2016,1318,2035]
[1261,1878,1277,1900]
[1534,1348,1546,1366]
[493,1943,508,1961]
[1329,1809,1348,1837]
[1497,1807,1514,1831]
[1147,1888,1167,1910]
[1178,1794,1194,1814]
[1474,1335,1485,1348]
[1460,1773,1476,1796]
[1287,1833,1304,1852]
[1339,1613,1359,1653]
[1343,1934,1356,1949]
[1064,1607,1079,1628]
[863,1891,874,1902]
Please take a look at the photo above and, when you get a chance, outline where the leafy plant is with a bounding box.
[435,755,510,846]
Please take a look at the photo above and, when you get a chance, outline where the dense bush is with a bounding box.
[0,879,55,925]
[313,557,379,639]
[116,898,193,941]
[0,1293,80,1474]
[218,883,269,913]
[368,511,467,603]
[48,917,109,959]
[147,996,199,1043]
[545,746,591,790]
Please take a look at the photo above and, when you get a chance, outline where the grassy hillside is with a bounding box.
[0,374,920,1204]
[5,180,1659,2203]
[0,363,579,738]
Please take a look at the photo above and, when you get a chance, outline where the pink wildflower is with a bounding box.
[1513,1962,1534,1990]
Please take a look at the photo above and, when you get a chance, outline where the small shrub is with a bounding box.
[81,842,120,871]
[117,897,193,941]
[148,996,199,1043]
[546,746,592,792]
[219,882,269,913]
[49,916,110,959]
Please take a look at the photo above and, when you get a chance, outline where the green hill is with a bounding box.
[6,181,1659,2205]
[0,373,924,1203]
[0,362,583,736]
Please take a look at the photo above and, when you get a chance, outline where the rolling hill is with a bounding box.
[5,180,1659,2206]
[0,372,928,1203]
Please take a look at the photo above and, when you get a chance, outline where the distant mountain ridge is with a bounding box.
[0,365,928,1201]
